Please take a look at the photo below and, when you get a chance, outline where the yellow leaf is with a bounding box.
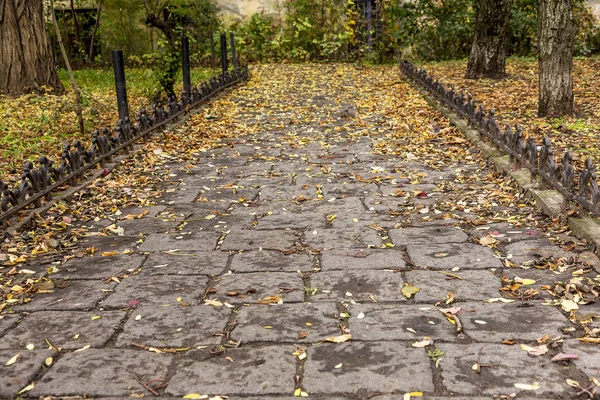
[45,357,53,366]
[479,235,497,246]
[294,388,302,397]
[257,295,283,305]
[183,394,208,399]
[5,353,20,366]
[101,251,119,257]
[74,344,91,352]
[16,382,34,395]
[514,382,541,391]
[402,283,420,299]
[91,315,101,320]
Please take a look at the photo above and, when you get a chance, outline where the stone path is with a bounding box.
[1,64,600,399]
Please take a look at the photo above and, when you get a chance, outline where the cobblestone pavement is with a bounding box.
[1,65,600,399]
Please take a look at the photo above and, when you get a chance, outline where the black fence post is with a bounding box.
[210,30,217,69]
[229,32,238,72]
[220,33,228,75]
[182,35,191,101]
[112,50,129,121]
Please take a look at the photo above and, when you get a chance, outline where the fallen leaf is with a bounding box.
[479,235,497,246]
[402,283,420,298]
[5,353,20,366]
[519,344,548,356]
[323,334,352,343]
[204,299,223,307]
[514,382,541,391]
[257,295,283,305]
[183,394,208,399]
[16,382,34,395]
[561,299,579,312]
[412,337,433,348]
[551,353,579,362]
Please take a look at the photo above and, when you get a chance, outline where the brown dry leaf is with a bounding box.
[323,334,352,343]
[479,235,497,246]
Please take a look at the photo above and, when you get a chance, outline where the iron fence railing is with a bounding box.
[400,60,600,216]
[0,56,248,227]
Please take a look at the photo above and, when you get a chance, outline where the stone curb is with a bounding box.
[416,85,600,254]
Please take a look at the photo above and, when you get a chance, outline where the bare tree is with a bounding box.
[0,0,64,95]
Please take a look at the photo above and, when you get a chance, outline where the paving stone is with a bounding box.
[407,243,504,270]
[0,349,56,398]
[54,254,145,279]
[0,315,19,337]
[220,229,299,251]
[389,226,468,245]
[102,275,207,308]
[322,182,377,199]
[138,232,219,252]
[31,349,173,397]
[79,235,143,253]
[347,303,460,342]
[320,249,406,271]
[259,184,316,201]
[232,303,340,343]
[166,345,297,396]
[329,213,394,229]
[140,251,228,276]
[255,212,326,229]
[208,272,304,304]
[310,270,404,302]
[436,343,573,397]
[14,280,116,312]
[452,301,570,342]
[562,340,600,380]
[303,342,434,394]
[115,217,179,235]
[469,223,542,243]
[304,228,382,249]
[404,270,501,303]
[230,250,315,273]
[504,239,572,266]
[363,196,411,213]
[116,305,228,348]
[500,268,571,300]
[0,311,125,350]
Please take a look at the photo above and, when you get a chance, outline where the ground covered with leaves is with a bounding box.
[0,63,599,398]
[421,57,600,169]
[0,67,213,180]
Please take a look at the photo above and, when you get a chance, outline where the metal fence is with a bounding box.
[0,34,248,226]
[400,60,600,217]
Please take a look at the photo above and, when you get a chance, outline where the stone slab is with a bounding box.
[320,249,406,271]
[303,342,434,394]
[453,301,570,342]
[232,303,340,343]
[115,217,179,235]
[116,305,229,348]
[0,311,126,350]
[363,196,410,213]
[562,340,600,380]
[436,343,573,397]
[79,235,143,254]
[14,280,116,312]
[347,303,459,342]
[31,349,173,397]
[138,232,219,252]
[140,251,228,276]
[255,212,326,230]
[304,228,382,250]
[0,349,56,398]
[407,243,503,270]
[220,229,299,251]
[102,275,207,308]
[166,345,297,396]
[0,315,19,337]
[230,250,315,273]
[500,268,570,300]
[504,239,572,266]
[469,223,542,243]
[54,254,145,279]
[389,226,468,245]
[310,270,404,302]
[403,270,501,303]
[208,272,304,304]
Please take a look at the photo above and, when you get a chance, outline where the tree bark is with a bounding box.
[466,0,513,79]
[0,0,64,95]
[538,0,574,117]
[88,0,102,62]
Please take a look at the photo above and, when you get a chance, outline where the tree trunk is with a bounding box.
[88,0,102,62]
[0,0,64,95]
[466,0,513,79]
[538,0,574,117]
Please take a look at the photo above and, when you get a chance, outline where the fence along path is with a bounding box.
[0,34,247,228]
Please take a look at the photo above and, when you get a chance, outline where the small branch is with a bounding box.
[50,0,84,134]
[88,0,102,62]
